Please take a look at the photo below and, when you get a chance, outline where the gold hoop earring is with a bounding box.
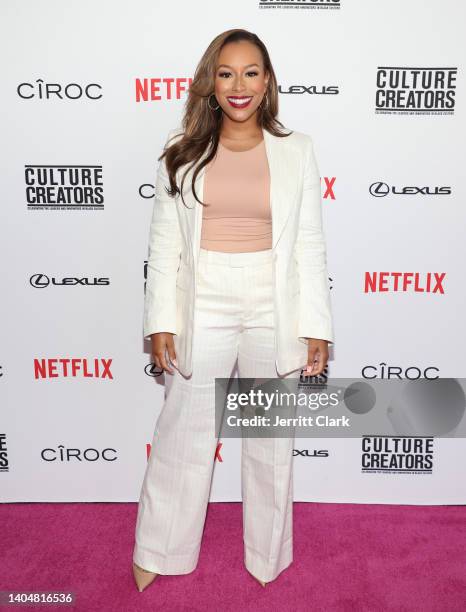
[208,94,220,111]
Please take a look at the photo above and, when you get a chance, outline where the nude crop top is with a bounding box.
[200,139,272,252]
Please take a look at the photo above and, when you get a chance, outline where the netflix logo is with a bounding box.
[364,272,446,293]
[322,176,336,200]
[34,358,113,379]
[135,77,193,102]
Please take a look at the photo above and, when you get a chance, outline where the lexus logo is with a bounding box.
[144,363,164,377]
[279,85,339,95]
[370,182,390,197]
[30,274,110,288]
[369,182,451,197]
[30,274,51,288]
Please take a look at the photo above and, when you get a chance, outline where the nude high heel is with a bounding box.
[132,562,159,592]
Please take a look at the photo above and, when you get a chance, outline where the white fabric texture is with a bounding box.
[133,247,301,582]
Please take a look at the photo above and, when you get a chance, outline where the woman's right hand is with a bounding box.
[150,332,177,375]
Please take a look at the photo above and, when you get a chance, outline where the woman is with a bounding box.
[132,28,334,591]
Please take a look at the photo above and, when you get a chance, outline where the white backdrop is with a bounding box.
[1,0,465,504]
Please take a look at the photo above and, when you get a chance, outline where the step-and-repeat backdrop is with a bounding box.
[2,0,465,503]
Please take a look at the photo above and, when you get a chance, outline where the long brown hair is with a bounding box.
[160,28,292,208]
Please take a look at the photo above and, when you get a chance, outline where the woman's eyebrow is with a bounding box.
[217,63,260,69]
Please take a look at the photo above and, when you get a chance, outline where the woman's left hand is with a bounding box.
[305,338,329,375]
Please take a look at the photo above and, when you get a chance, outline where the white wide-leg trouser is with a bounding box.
[133,247,301,583]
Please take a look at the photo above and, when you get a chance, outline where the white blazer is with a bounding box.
[143,125,334,377]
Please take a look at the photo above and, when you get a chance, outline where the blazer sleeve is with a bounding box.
[143,129,183,339]
[295,135,334,345]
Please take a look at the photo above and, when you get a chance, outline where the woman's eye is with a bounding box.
[217,71,259,78]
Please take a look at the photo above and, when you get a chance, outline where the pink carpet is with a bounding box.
[2,502,465,611]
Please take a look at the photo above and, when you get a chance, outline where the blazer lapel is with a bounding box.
[262,126,297,249]
[186,126,296,258]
